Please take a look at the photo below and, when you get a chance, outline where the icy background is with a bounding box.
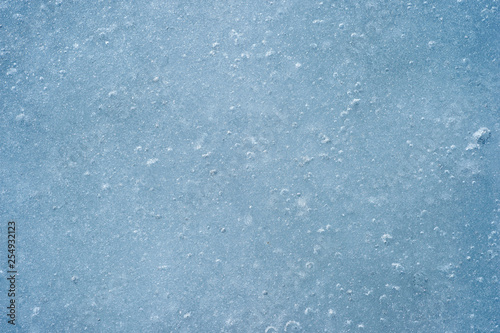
[1,0,499,332]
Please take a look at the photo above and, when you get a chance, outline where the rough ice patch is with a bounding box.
[473,127,491,144]
[466,127,491,150]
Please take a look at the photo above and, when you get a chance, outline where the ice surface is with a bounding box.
[0,0,499,332]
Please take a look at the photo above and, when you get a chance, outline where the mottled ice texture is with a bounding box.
[1,1,499,332]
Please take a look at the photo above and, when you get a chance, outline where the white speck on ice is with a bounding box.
[381,234,393,243]
[284,320,301,331]
[147,158,158,166]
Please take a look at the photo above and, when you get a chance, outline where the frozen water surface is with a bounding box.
[0,1,499,332]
